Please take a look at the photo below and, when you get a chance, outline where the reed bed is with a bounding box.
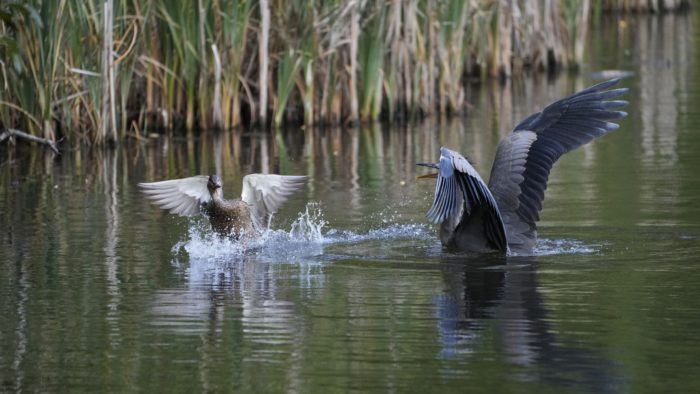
[0,0,690,146]
[597,0,689,13]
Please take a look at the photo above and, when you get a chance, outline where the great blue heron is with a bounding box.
[417,79,628,254]
[139,174,307,238]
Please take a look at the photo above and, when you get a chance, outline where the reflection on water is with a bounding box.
[636,14,687,226]
[2,10,700,393]
[103,149,122,351]
[437,257,626,391]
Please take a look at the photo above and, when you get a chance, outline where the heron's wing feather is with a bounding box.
[139,175,210,217]
[427,148,507,252]
[241,174,307,228]
[489,79,628,254]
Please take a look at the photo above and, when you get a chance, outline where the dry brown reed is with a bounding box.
[0,0,690,146]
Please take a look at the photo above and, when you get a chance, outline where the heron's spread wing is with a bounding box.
[138,175,211,216]
[427,147,507,252]
[488,79,628,254]
[241,174,307,228]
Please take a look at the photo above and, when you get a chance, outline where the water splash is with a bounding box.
[287,201,327,242]
[252,202,328,262]
[172,202,431,263]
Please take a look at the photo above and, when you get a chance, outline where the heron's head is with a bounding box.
[207,175,223,198]
[416,147,457,180]
[416,162,439,179]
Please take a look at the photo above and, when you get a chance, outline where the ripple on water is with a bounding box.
[531,238,601,256]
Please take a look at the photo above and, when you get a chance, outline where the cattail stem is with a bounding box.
[211,44,223,129]
[101,0,117,143]
[258,0,270,126]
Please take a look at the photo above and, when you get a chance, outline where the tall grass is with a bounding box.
[0,0,690,146]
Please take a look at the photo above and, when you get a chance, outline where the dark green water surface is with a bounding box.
[2,12,700,393]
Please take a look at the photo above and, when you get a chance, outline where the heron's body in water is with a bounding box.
[418,79,629,255]
[139,174,306,239]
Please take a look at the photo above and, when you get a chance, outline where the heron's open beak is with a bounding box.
[416,162,439,179]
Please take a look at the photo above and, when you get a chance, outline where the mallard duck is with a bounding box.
[139,174,307,238]
[417,79,628,254]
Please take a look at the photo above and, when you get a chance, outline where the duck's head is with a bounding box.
[207,175,223,199]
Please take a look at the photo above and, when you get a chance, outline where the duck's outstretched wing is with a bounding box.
[425,147,508,253]
[138,175,211,216]
[241,174,307,228]
[488,79,628,254]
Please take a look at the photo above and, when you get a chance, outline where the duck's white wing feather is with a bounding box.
[138,175,211,216]
[241,174,307,228]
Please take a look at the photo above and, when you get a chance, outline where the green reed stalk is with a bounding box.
[274,48,300,128]
[69,1,102,141]
[156,1,200,130]
[219,0,253,128]
[7,0,68,140]
[358,4,385,122]
[438,0,469,114]
[116,5,142,139]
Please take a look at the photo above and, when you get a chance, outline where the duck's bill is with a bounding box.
[416,162,439,179]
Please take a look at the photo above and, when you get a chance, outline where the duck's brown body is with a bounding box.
[204,198,254,238]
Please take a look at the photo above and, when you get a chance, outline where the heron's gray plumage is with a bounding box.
[420,79,629,255]
[424,147,508,253]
